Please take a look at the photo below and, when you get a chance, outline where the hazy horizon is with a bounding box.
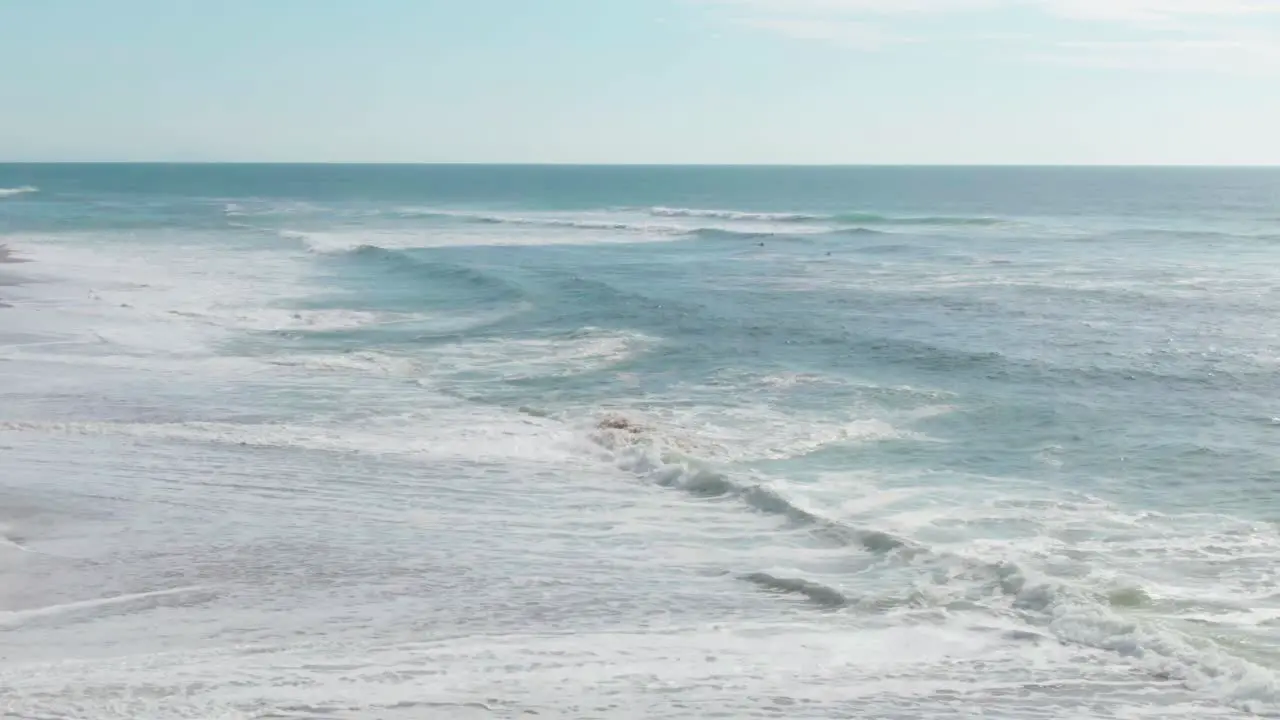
[5,161,1280,168]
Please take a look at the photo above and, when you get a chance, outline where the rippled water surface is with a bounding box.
[3,165,1280,718]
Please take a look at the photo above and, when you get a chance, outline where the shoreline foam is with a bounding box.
[0,244,30,264]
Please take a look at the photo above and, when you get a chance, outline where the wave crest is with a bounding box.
[645,206,1001,227]
[832,211,1002,227]
[0,186,38,198]
[648,206,819,222]
[582,410,1280,713]
[740,572,849,608]
[398,208,686,235]
[588,412,917,556]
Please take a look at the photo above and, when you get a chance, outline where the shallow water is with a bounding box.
[2,165,1280,718]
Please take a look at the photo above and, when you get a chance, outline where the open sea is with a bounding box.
[3,164,1280,719]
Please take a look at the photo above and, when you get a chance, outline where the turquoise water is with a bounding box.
[3,165,1280,718]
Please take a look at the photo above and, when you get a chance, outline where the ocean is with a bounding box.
[2,164,1280,718]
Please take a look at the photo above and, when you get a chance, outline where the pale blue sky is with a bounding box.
[3,0,1280,164]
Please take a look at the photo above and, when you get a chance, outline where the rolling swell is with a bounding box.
[475,215,681,234]
[389,207,979,240]
[690,227,888,241]
[400,211,894,240]
[645,206,1002,227]
[832,212,1002,227]
[690,228,779,241]
[333,243,526,308]
[648,206,820,222]
[396,209,685,235]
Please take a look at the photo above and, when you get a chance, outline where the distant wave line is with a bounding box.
[645,206,1003,227]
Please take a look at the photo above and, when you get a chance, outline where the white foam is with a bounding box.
[2,231,317,357]
[0,412,579,464]
[578,401,919,465]
[576,398,1280,715]
[399,207,690,233]
[291,224,687,254]
[8,194,1280,718]
[0,586,213,628]
[221,199,326,217]
[266,350,422,376]
[649,205,817,222]
[0,619,1118,719]
[423,329,657,381]
[0,186,38,198]
[834,487,1280,713]
[177,307,406,334]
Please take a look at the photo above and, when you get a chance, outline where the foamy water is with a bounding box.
[2,164,1280,718]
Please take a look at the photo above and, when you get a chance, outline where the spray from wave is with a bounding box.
[0,186,38,199]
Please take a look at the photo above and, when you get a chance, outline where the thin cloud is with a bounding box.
[1041,0,1280,24]
[704,0,1280,71]
[711,0,1280,19]
[1042,37,1280,73]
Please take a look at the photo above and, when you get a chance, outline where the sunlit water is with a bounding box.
[3,165,1280,718]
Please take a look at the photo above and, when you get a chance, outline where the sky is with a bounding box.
[3,0,1280,165]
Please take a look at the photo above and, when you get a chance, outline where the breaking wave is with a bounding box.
[646,206,1002,227]
[0,186,38,199]
[395,206,1002,235]
[588,412,919,556]
[831,211,1003,227]
[648,206,820,222]
[397,209,685,235]
[582,410,1280,715]
[740,572,849,608]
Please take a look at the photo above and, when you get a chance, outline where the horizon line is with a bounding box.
[3,161,1280,169]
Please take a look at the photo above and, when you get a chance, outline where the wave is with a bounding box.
[690,228,780,241]
[221,200,327,218]
[648,206,820,222]
[400,206,997,235]
[0,186,38,199]
[740,572,849,608]
[343,244,524,302]
[645,206,1001,227]
[398,208,686,235]
[832,212,1002,227]
[589,413,916,556]
[583,411,1280,714]
[475,215,682,234]
[293,223,885,253]
[691,226,888,241]
[274,236,531,312]
[1120,228,1280,243]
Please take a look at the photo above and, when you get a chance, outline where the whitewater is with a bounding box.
[2,164,1280,718]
